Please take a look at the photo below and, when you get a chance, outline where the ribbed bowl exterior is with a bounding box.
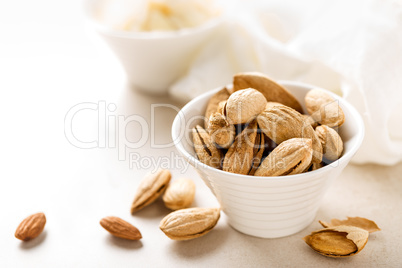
[172,81,364,238]
[193,160,346,238]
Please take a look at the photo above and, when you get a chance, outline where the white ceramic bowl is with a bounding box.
[172,81,365,238]
[84,0,223,95]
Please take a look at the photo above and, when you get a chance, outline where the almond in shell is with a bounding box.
[163,178,196,210]
[248,132,265,175]
[233,72,303,113]
[315,125,343,161]
[222,121,259,175]
[257,105,322,163]
[193,125,223,169]
[207,112,235,148]
[255,138,313,176]
[159,208,220,240]
[204,87,230,128]
[225,88,267,124]
[305,89,345,127]
[131,169,172,213]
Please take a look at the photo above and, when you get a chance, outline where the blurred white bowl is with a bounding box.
[84,0,223,95]
[172,81,365,238]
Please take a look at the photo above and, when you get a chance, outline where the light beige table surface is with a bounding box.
[0,1,401,267]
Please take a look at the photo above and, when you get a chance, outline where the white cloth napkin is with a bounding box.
[169,0,402,165]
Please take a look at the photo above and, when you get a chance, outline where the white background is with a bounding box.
[0,0,401,267]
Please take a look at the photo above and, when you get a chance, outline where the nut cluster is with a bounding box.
[129,169,220,241]
[14,170,220,244]
[193,72,345,176]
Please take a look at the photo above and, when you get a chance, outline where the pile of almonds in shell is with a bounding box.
[193,72,345,176]
[128,169,221,241]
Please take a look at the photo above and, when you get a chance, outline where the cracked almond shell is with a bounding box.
[315,125,344,161]
[207,112,235,148]
[204,87,230,128]
[222,121,259,175]
[248,132,265,175]
[319,217,381,233]
[131,169,171,213]
[193,125,223,169]
[159,208,220,240]
[303,225,369,258]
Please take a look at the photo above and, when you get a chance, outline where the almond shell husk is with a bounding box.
[303,225,369,258]
[319,217,381,233]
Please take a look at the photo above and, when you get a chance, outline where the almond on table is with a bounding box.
[163,178,196,210]
[15,212,46,241]
[303,225,369,258]
[159,208,220,240]
[100,216,142,241]
[131,169,171,214]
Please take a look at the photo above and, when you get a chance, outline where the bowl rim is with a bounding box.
[83,0,224,40]
[172,80,365,182]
